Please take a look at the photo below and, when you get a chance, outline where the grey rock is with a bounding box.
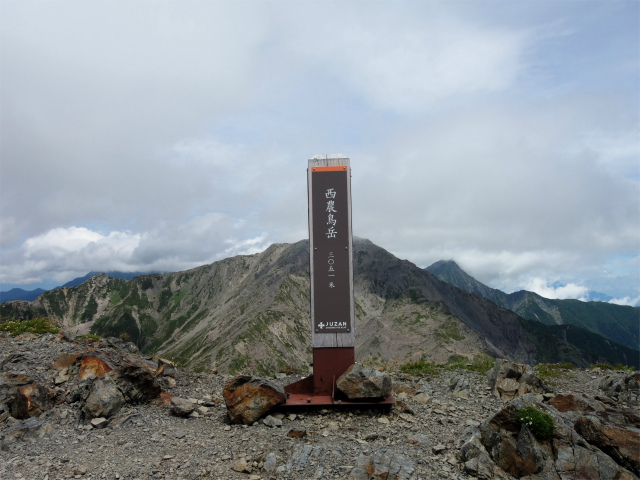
[170,397,196,417]
[486,359,552,402]
[432,444,447,454]
[0,416,55,451]
[450,375,471,399]
[349,449,414,480]
[599,372,640,406]
[263,452,277,473]
[413,392,432,405]
[262,415,282,427]
[83,376,124,419]
[90,417,109,429]
[336,364,392,400]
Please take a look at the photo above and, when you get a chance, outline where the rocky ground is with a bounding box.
[0,331,637,480]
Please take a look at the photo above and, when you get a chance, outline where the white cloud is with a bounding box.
[24,227,109,258]
[0,1,637,304]
[521,277,589,300]
[608,295,640,307]
[286,4,530,112]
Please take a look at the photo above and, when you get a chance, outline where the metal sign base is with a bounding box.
[282,347,395,408]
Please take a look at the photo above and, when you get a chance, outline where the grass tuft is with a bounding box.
[77,333,101,341]
[0,317,60,336]
[534,363,574,382]
[590,362,635,371]
[400,361,440,376]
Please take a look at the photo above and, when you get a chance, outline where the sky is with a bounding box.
[1,1,639,306]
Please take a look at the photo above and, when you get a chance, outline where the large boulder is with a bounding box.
[0,373,31,419]
[487,359,552,402]
[336,364,392,400]
[223,376,286,425]
[458,393,639,479]
[83,375,125,419]
[115,363,162,403]
[15,384,56,418]
[599,372,640,407]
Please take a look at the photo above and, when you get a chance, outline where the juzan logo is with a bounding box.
[325,322,346,329]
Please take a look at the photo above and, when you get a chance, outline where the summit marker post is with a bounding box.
[308,155,355,394]
[283,155,393,407]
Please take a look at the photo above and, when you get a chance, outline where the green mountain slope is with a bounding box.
[426,260,640,352]
[2,240,634,373]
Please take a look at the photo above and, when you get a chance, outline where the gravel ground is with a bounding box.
[0,332,624,480]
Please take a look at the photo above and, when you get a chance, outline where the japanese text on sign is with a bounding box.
[326,188,337,238]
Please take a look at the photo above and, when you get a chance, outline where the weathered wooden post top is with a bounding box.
[283,154,392,406]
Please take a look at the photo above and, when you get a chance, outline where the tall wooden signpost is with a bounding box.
[308,155,355,395]
[284,155,391,406]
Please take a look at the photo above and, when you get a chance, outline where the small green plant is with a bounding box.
[400,361,440,376]
[0,317,60,336]
[534,363,573,382]
[590,362,635,371]
[119,332,130,342]
[466,354,495,374]
[516,406,555,440]
[615,363,635,371]
[78,333,100,341]
[590,362,613,370]
[445,353,495,375]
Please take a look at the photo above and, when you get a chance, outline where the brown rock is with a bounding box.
[575,415,640,475]
[231,457,251,473]
[287,427,307,439]
[52,353,79,371]
[153,392,173,406]
[17,384,56,418]
[548,393,606,414]
[0,373,31,418]
[459,393,639,480]
[116,363,162,403]
[78,357,112,380]
[90,417,109,429]
[223,376,286,425]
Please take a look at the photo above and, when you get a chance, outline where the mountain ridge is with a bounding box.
[2,239,637,373]
[0,271,164,303]
[425,260,639,352]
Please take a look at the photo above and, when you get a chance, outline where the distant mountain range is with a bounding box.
[0,271,161,303]
[0,288,48,303]
[1,240,637,373]
[425,260,639,352]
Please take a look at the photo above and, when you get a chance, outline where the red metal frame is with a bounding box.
[282,347,394,407]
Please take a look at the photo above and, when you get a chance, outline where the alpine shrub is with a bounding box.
[516,406,555,440]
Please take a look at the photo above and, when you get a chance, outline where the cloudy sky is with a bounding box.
[1,1,638,305]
